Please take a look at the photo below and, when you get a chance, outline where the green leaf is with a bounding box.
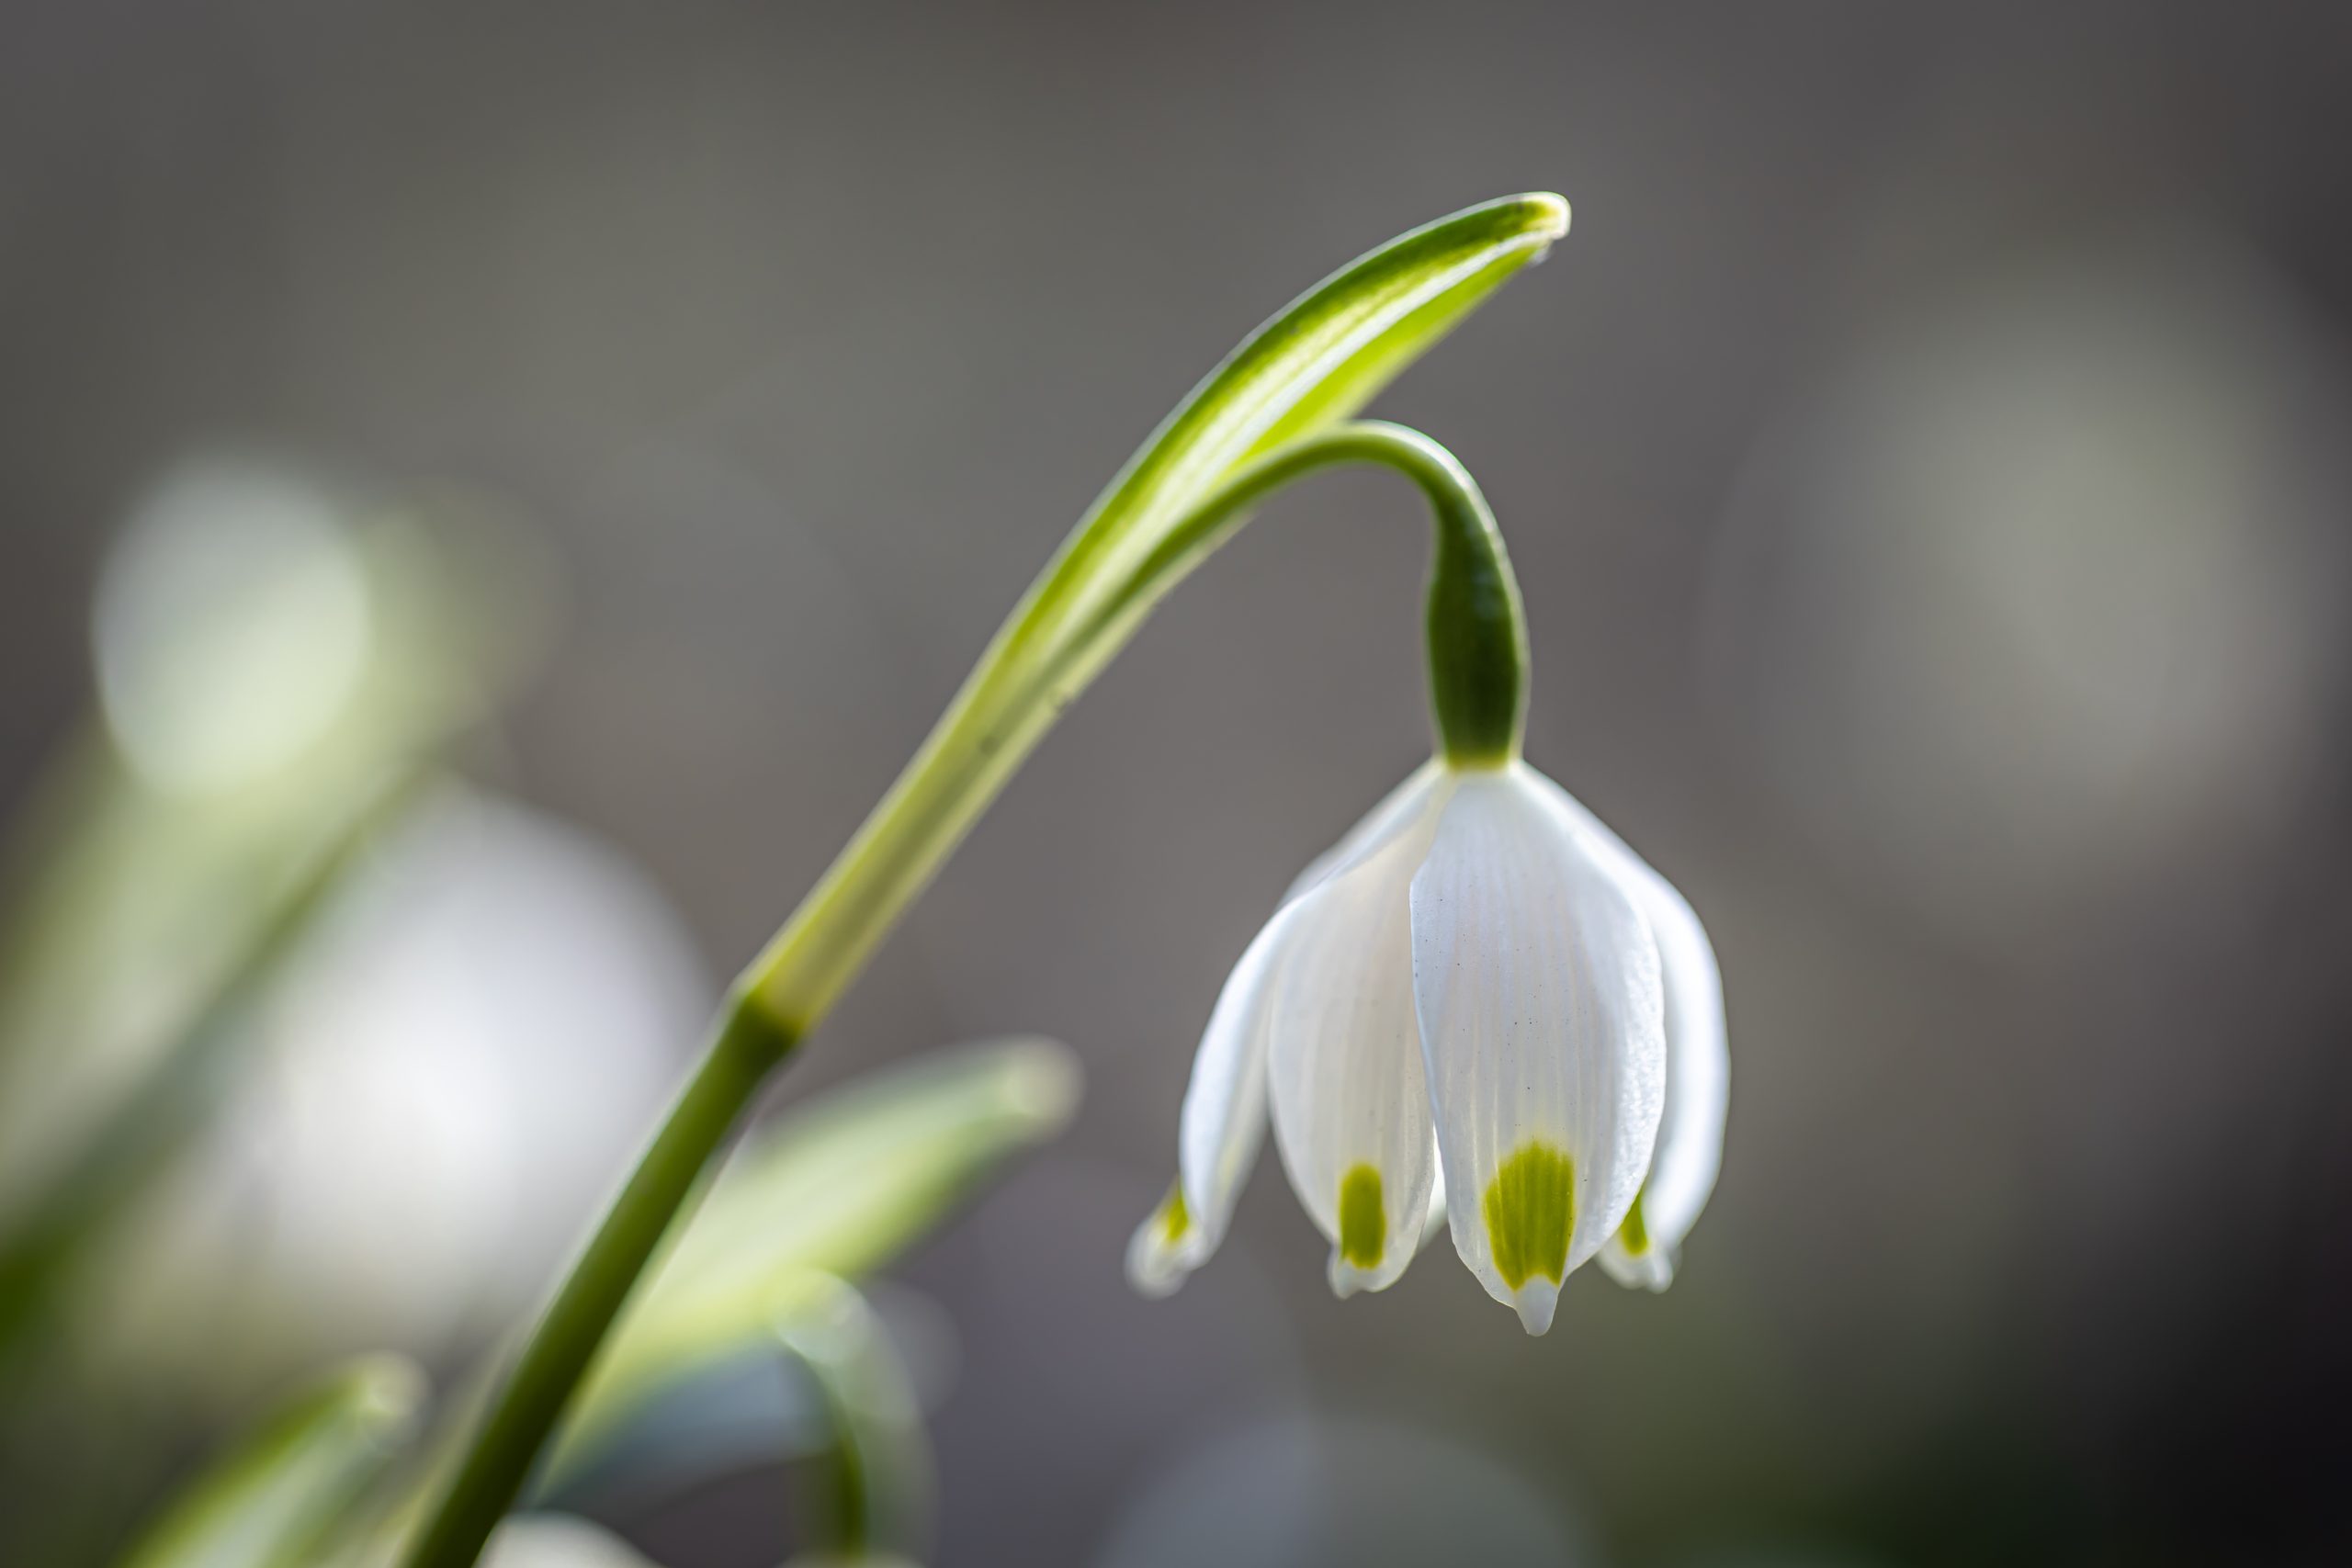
[118,1356,424,1568]
[544,1037,1078,1481]
[1040,191,1569,648]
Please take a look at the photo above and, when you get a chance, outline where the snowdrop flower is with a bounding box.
[1126,760,1724,1335]
[1124,428,1726,1337]
[1128,751,1721,1335]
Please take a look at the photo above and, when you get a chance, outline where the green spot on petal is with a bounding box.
[1618,1189,1650,1257]
[1159,1183,1192,1244]
[1482,1141,1575,1290]
[1338,1165,1386,1269]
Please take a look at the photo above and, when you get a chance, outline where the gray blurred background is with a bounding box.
[6,2,2352,1565]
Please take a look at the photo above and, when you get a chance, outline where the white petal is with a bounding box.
[1283,759,1448,903]
[1125,1180,1203,1298]
[1125,900,1295,1295]
[1419,1146,1450,1249]
[1521,771,1729,1291]
[1410,767,1665,1334]
[1127,764,1451,1299]
[1263,777,1453,1296]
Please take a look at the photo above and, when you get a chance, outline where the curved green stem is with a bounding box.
[745,420,1525,1032]
[1081,420,1527,767]
[399,423,1527,1568]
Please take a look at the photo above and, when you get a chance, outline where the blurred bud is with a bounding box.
[96,458,376,795]
[484,1516,662,1568]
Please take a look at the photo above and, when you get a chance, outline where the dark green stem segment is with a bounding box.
[1099,421,1528,765]
[397,992,795,1568]
[1406,436,1527,765]
[397,423,1526,1568]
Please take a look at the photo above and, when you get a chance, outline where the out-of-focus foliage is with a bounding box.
[117,1356,424,1568]
[774,1274,934,1564]
[547,1037,1078,1480]
[0,466,547,1355]
[0,454,1074,1568]
[71,783,707,1402]
[269,1038,1072,1568]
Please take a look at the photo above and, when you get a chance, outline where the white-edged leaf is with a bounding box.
[118,1355,424,1568]
[546,1038,1077,1479]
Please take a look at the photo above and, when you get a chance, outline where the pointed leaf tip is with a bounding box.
[119,1355,426,1568]
[545,1037,1078,1487]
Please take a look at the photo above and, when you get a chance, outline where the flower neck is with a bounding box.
[1402,435,1528,767]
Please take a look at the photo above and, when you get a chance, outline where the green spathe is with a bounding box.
[1482,1141,1576,1291]
[1338,1164,1386,1269]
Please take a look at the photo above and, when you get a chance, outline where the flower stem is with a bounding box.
[1089,420,1527,766]
[395,421,1525,1568]
[395,995,790,1568]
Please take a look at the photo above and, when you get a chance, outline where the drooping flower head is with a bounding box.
[1127,457,1725,1335]
[1127,757,1724,1333]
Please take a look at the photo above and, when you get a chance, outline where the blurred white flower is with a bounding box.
[485,1515,662,1568]
[1128,759,1726,1335]
[80,785,709,1396]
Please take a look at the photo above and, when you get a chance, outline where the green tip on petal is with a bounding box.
[1617,1190,1650,1257]
[1126,1181,1200,1300]
[1160,1182,1192,1244]
[1483,1140,1576,1293]
[1338,1165,1387,1271]
[1601,1188,1676,1293]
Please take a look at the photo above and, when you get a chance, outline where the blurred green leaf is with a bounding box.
[0,502,537,1353]
[117,1355,424,1568]
[774,1274,933,1564]
[545,1037,1078,1481]
[0,772,425,1357]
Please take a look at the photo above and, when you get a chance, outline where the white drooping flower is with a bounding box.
[1127,758,1725,1335]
